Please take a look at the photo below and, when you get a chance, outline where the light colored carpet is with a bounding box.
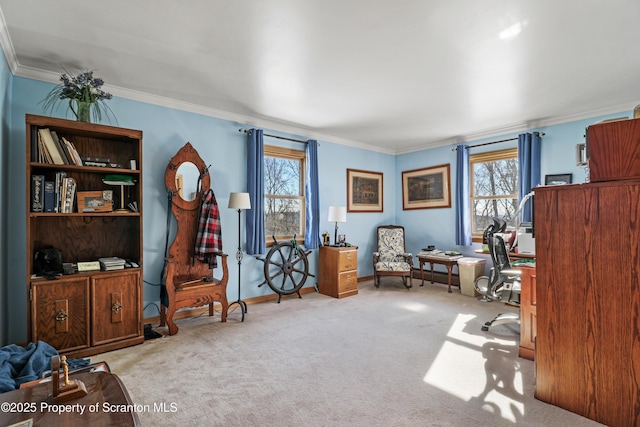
[100,279,603,426]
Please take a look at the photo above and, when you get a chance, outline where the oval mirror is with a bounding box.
[175,161,200,201]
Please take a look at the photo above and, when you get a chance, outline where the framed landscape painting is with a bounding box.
[347,169,383,212]
[402,164,451,210]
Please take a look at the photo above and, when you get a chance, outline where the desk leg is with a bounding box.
[430,263,435,284]
[446,265,453,293]
[420,261,425,286]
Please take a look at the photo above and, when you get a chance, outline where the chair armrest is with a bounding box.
[373,252,380,263]
[402,253,414,265]
[502,269,522,276]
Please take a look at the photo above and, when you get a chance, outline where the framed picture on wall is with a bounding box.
[347,169,383,212]
[402,164,451,210]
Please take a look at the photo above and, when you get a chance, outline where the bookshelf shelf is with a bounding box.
[25,114,144,358]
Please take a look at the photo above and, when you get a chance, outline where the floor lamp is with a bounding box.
[228,192,251,321]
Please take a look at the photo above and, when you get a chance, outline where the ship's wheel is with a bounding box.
[258,236,315,303]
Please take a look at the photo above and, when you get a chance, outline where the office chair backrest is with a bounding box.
[492,235,511,271]
[485,234,514,299]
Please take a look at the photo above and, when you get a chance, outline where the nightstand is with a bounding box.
[318,246,358,298]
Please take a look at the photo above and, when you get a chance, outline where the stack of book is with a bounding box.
[31,172,76,212]
[98,257,126,271]
[35,128,83,166]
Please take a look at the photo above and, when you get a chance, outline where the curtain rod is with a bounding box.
[452,132,545,151]
[239,128,308,144]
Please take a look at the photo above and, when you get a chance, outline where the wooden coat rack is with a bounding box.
[160,142,229,335]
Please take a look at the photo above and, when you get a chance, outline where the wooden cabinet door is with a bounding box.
[91,271,141,346]
[535,182,640,426]
[518,266,536,360]
[31,277,90,352]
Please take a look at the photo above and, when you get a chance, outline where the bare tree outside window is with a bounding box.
[264,146,305,243]
[470,148,518,239]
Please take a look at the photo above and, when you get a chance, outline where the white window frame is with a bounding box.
[469,147,518,242]
[264,145,306,246]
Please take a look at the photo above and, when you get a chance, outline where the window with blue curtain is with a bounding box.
[246,130,320,253]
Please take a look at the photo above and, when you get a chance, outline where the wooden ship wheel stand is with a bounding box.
[160,142,229,335]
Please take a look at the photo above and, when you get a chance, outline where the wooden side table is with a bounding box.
[417,255,460,293]
[0,371,140,426]
[318,246,358,298]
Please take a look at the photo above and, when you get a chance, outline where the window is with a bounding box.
[264,145,306,245]
[470,148,518,241]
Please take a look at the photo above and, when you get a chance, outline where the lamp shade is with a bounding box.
[327,206,347,223]
[228,192,251,210]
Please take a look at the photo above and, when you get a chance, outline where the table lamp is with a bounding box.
[327,206,347,245]
[228,192,251,321]
[103,174,135,212]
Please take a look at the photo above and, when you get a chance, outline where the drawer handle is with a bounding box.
[55,309,68,322]
[112,301,122,313]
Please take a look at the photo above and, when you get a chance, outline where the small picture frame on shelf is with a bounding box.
[77,190,113,212]
[544,174,573,186]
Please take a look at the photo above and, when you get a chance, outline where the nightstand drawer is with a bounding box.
[338,271,357,293]
[338,250,357,271]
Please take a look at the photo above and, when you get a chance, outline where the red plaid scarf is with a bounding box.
[195,188,222,268]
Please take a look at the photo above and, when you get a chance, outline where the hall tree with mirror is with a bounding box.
[25,114,144,357]
[160,142,229,335]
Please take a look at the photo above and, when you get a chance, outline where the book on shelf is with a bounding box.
[37,134,51,163]
[43,180,55,212]
[60,176,77,213]
[61,136,83,166]
[49,130,70,165]
[54,171,67,212]
[37,128,66,164]
[31,174,44,212]
[99,257,126,270]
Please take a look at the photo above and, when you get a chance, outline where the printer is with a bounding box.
[517,222,535,255]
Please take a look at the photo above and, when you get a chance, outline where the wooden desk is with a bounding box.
[517,265,536,360]
[0,372,140,426]
[417,255,460,293]
[474,249,535,260]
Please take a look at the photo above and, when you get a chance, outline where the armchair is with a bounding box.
[373,225,413,288]
[474,220,521,331]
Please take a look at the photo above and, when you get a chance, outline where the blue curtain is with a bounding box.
[246,129,265,255]
[304,140,320,249]
[455,144,472,246]
[518,132,542,223]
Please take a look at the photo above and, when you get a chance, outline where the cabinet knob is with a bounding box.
[55,309,68,322]
[112,301,122,313]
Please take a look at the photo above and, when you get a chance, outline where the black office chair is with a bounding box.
[475,220,522,332]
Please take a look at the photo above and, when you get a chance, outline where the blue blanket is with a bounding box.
[0,341,58,392]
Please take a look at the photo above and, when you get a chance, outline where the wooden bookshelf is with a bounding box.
[26,114,144,357]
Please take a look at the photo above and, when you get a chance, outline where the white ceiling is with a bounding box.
[1,1,639,154]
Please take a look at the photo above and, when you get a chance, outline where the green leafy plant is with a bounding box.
[40,70,116,123]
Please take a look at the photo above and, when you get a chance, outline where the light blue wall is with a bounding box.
[395,111,632,273]
[1,67,632,345]
[0,50,12,346]
[3,74,395,345]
